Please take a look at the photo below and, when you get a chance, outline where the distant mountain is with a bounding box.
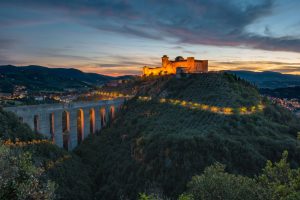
[227,70,300,88]
[260,86,300,100]
[0,65,115,93]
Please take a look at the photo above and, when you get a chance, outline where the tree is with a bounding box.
[181,151,300,200]
[182,163,259,200]
[257,151,300,200]
[0,143,56,200]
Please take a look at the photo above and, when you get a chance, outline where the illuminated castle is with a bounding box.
[143,55,208,76]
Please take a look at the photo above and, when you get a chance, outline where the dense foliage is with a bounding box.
[141,151,300,200]
[0,108,39,141]
[0,143,56,200]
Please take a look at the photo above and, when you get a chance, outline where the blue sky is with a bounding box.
[0,0,300,76]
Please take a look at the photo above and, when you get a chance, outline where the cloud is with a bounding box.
[1,0,300,54]
[0,38,16,50]
[210,60,300,75]
[72,64,141,76]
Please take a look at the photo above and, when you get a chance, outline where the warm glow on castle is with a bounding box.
[143,55,208,76]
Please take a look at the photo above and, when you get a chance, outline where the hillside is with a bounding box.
[227,70,300,88]
[0,108,93,200]
[74,73,300,199]
[0,65,114,93]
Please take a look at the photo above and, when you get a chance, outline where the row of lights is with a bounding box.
[2,139,71,170]
[3,139,53,147]
[138,96,264,115]
[97,91,133,98]
[98,91,265,115]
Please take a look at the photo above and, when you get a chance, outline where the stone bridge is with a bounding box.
[4,99,124,150]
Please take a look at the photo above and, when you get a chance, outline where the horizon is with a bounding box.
[0,0,300,76]
[2,63,300,77]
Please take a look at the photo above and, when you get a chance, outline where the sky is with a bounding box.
[0,0,300,76]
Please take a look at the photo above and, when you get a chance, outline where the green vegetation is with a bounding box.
[1,73,300,199]
[0,143,56,200]
[140,151,300,200]
[74,73,300,199]
[0,108,38,141]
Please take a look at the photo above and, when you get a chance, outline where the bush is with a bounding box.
[0,143,56,200]
[182,151,300,200]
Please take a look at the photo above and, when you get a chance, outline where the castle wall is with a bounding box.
[143,67,165,76]
[193,60,208,73]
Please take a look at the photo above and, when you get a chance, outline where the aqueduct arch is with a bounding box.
[4,99,124,150]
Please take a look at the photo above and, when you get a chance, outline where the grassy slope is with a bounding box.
[75,73,300,199]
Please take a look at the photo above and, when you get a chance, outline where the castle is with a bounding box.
[142,55,208,76]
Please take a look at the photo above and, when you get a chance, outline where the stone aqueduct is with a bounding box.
[4,99,124,150]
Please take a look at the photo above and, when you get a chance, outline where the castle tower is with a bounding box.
[162,55,169,68]
[186,57,195,72]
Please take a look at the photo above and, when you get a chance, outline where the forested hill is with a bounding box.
[74,73,300,199]
[0,65,114,93]
[2,73,300,200]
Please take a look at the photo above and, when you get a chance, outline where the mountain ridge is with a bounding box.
[0,65,115,93]
[227,70,300,88]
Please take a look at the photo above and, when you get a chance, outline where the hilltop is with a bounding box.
[0,65,114,93]
[74,73,300,199]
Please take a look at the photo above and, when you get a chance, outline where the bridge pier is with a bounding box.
[54,111,63,148]
[95,106,102,131]
[39,112,50,138]
[83,108,90,139]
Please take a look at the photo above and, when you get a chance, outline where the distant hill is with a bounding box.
[227,70,300,88]
[74,73,300,200]
[0,65,115,93]
[260,86,300,100]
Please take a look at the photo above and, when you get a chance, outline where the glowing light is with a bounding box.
[98,91,265,115]
[97,91,133,99]
[138,96,265,115]
[3,139,53,147]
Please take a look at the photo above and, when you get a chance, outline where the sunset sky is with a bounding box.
[0,0,300,76]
